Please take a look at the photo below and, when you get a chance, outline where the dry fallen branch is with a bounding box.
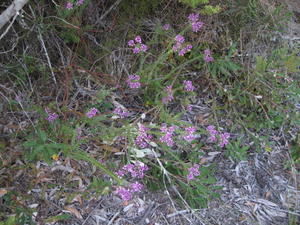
[0,0,29,30]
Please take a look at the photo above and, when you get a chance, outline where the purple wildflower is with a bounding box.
[173,35,192,56]
[172,42,182,52]
[116,169,126,178]
[115,187,132,201]
[204,49,214,62]
[127,74,141,89]
[66,2,73,10]
[128,40,135,47]
[188,13,204,32]
[140,44,148,52]
[183,126,197,142]
[219,132,230,148]
[135,124,152,148]
[207,125,218,142]
[113,107,129,118]
[175,34,185,44]
[130,182,144,192]
[118,161,149,179]
[187,164,200,181]
[86,107,99,118]
[162,85,174,104]
[187,105,193,112]
[133,47,140,54]
[178,48,187,56]
[204,49,211,55]
[76,0,84,6]
[188,13,199,23]
[160,124,176,147]
[128,36,148,54]
[162,24,171,30]
[135,36,142,43]
[192,21,204,32]
[45,108,58,122]
[183,80,195,92]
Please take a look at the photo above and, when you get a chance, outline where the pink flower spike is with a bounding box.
[135,36,142,43]
[66,2,73,10]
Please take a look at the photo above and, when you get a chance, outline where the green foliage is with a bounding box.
[200,5,221,15]
[290,134,300,165]
[119,0,161,19]
[179,0,209,8]
[226,138,250,161]
[0,191,36,225]
[44,214,71,223]
[23,128,69,164]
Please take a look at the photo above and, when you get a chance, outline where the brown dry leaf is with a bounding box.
[72,194,83,205]
[0,189,8,197]
[195,114,209,125]
[64,206,83,219]
[99,144,120,153]
[200,157,208,164]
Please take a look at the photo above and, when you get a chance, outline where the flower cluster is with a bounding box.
[187,164,200,181]
[127,74,141,89]
[160,124,176,147]
[135,124,152,148]
[204,49,214,62]
[183,80,195,92]
[219,132,230,148]
[206,125,230,147]
[162,85,174,104]
[183,126,197,142]
[188,13,204,33]
[116,161,149,179]
[207,125,218,142]
[128,36,148,54]
[162,24,171,31]
[86,107,99,118]
[113,107,129,118]
[45,108,58,122]
[115,181,144,201]
[172,35,193,56]
[66,0,84,9]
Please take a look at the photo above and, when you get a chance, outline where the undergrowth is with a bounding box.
[0,0,299,223]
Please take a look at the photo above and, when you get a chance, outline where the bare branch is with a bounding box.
[0,0,29,30]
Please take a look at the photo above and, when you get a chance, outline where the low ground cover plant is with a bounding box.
[0,0,299,223]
